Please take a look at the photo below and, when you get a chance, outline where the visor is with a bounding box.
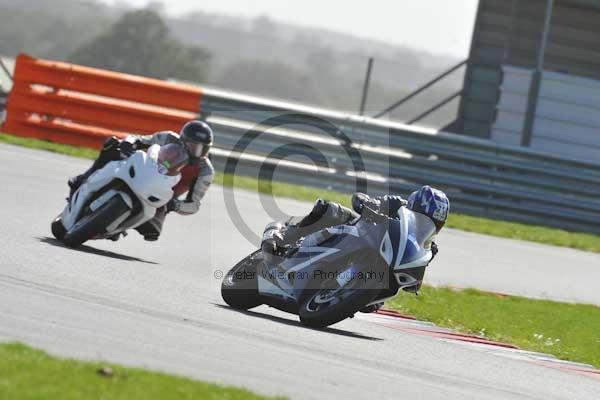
[185,141,205,158]
[157,143,189,176]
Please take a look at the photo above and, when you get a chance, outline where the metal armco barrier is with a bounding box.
[2,55,600,233]
[3,54,201,148]
[201,89,600,234]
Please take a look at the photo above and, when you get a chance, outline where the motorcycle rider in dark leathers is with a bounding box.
[260,186,450,311]
[68,120,215,241]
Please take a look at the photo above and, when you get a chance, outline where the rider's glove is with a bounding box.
[379,195,407,217]
[166,199,180,213]
[351,193,380,213]
[103,136,120,149]
[119,140,137,157]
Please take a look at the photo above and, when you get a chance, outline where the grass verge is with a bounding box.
[388,286,600,368]
[0,133,98,159]
[2,132,600,253]
[0,343,280,400]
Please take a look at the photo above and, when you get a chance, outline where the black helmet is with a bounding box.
[180,120,213,159]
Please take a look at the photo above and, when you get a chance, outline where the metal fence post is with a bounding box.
[359,57,373,116]
[521,0,554,147]
[372,60,467,119]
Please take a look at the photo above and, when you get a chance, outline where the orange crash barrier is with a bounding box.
[2,54,203,149]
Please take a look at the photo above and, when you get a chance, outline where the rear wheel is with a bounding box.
[51,215,67,241]
[299,265,383,328]
[221,250,263,310]
[63,196,130,248]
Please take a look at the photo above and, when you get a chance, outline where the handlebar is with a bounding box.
[359,205,393,224]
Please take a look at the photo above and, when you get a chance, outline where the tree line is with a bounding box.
[0,0,462,128]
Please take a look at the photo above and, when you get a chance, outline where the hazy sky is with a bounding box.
[101,0,479,57]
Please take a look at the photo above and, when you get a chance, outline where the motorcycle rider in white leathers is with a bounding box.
[68,120,215,241]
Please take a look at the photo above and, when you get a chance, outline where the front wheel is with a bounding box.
[63,195,130,248]
[299,265,384,328]
[221,250,263,310]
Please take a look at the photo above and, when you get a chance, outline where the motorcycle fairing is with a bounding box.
[256,206,438,309]
[256,218,388,304]
[61,145,180,234]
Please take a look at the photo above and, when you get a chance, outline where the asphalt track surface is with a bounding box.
[1,143,599,399]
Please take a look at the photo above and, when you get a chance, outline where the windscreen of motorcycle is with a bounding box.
[157,143,189,176]
[395,208,436,268]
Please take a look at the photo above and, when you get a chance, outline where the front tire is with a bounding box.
[63,196,130,248]
[221,250,263,310]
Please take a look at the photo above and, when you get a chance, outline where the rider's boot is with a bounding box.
[261,222,285,253]
[359,302,384,313]
[282,199,357,245]
[68,164,97,198]
[108,231,127,242]
[261,222,287,265]
[135,208,166,242]
[68,137,122,198]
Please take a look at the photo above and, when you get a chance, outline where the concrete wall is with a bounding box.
[490,66,600,161]
[457,0,600,150]
[545,0,600,80]
[457,0,547,139]
[491,66,532,146]
[531,71,600,159]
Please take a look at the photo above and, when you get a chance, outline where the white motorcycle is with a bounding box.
[51,143,188,248]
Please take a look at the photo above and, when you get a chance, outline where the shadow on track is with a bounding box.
[37,237,159,265]
[213,304,383,341]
